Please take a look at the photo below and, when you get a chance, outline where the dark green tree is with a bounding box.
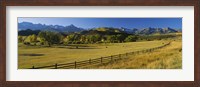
[38,31,63,46]
[125,35,138,42]
[106,35,116,43]
[116,34,126,43]
[18,36,23,43]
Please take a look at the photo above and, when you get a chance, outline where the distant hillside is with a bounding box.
[79,27,128,36]
[18,29,41,36]
[18,22,84,33]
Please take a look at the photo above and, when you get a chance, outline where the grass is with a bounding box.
[91,37,182,69]
[18,40,168,69]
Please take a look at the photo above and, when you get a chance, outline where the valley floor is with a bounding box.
[18,36,182,69]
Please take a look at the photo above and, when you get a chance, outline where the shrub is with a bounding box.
[23,42,30,45]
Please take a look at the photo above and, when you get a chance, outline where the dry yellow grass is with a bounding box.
[92,38,182,69]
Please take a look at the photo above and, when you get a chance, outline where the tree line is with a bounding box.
[18,31,177,47]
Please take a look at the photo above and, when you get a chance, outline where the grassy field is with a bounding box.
[18,40,168,69]
[91,37,182,69]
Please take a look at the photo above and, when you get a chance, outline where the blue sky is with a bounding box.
[18,18,182,29]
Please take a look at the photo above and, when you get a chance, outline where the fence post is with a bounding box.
[89,59,91,64]
[111,56,113,61]
[74,61,77,69]
[32,66,35,69]
[55,63,57,69]
[101,57,103,64]
[119,54,121,59]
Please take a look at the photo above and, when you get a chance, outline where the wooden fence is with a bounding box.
[30,42,171,69]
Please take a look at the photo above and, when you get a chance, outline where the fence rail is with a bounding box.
[29,42,171,69]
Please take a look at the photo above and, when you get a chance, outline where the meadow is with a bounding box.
[90,36,182,69]
[18,40,168,69]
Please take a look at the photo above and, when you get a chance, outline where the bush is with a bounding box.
[23,42,30,45]
[125,35,138,42]
[63,42,68,46]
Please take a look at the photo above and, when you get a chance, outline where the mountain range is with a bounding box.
[121,27,181,35]
[18,22,84,33]
[18,22,181,35]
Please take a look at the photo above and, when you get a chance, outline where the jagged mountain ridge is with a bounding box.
[18,22,181,35]
[18,22,84,33]
[121,27,181,35]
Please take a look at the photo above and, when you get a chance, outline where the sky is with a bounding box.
[18,18,182,29]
